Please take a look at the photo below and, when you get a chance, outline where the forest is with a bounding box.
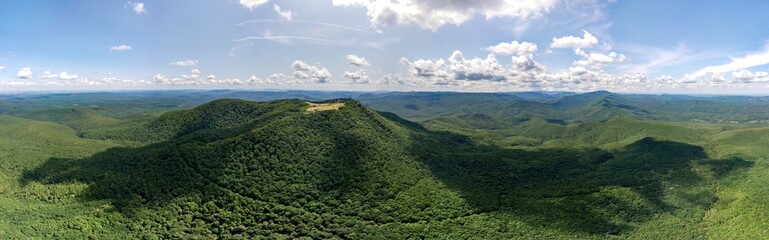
[1,90,768,238]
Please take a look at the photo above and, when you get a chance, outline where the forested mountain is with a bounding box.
[359,91,769,129]
[2,92,769,238]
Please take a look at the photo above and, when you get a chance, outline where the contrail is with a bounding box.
[237,19,371,33]
[232,36,339,43]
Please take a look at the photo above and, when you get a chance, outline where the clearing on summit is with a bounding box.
[305,101,345,112]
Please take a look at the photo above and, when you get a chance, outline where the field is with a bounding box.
[0,90,768,238]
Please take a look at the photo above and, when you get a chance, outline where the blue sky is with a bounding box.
[2,0,769,93]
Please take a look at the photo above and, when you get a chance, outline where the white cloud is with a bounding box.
[41,71,57,79]
[512,54,545,72]
[332,0,558,31]
[240,0,269,10]
[400,50,536,84]
[40,71,79,80]
[344,69,370,83]
[656,75,676,82]
[0,66,5,72]
[170,59,198,66]
[346,54,370,67]
[292,60,332,83]
[550,30,598,49]
[245,75,281,85]
[17,67,32,79]
[485,41,537,56]
[691,43,769,78]
[389,48,668,92]
[400,57,448,79]
[273,4,292,20]
[206,75,217,80]
[152,74,168,83]
[270,73,286,79]
[732,69,769,83]
[58,72,79,80]
[573,49,626,69]
[132,2,146,14]
[448,51,510,81]
[110,45,132,51]
[185,68,201,80]
[536,70,648,91]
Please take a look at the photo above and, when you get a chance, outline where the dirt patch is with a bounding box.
[305,102,345,112]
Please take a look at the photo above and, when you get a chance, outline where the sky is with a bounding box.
[2,0,769,94]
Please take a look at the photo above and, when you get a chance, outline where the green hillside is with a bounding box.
[0,96,756,238]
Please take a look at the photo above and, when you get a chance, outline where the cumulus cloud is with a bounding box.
[536,70,648,91]
[110,45,132,51]
[346,54,370,67]
[41,71,79,80]
[656,75,676,82]
[269,73,287,79]
[240,0,269,10]
[132,2,146,14]
[400,50,543,84]
[551,30,598,49]
[0,66,5,71]
[732,69,769,83]
[485,41,537,56]
[17,67,32,79]
[206,75,217,80]
[273,4,292,20]
[170,59,198,66]
[152,74,168,83]
[573,49,626,69]
[332,0,558,31]
[292,60,332,83]
[400,57,449,79]
[182,68,201,80]
[40,71,57,79]
[344,69,370,83]
[58,72,79,80]
[391,47,663,92]
[448,51,510,81]
[512,54,545,72]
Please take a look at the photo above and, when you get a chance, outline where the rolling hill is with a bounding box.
[7,96,756,238]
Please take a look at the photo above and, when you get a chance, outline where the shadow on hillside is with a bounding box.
[407,128,753,235]
[19,110,755,237]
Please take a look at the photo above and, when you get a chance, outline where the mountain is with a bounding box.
[20,97,754,239]
[359,92,562,127]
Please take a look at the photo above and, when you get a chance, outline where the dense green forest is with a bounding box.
[1,91,769,238]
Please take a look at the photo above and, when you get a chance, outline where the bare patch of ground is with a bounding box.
[305,102,345,112]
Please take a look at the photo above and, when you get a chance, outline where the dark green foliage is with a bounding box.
[3,91,769,238]
[15,97,753,238]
